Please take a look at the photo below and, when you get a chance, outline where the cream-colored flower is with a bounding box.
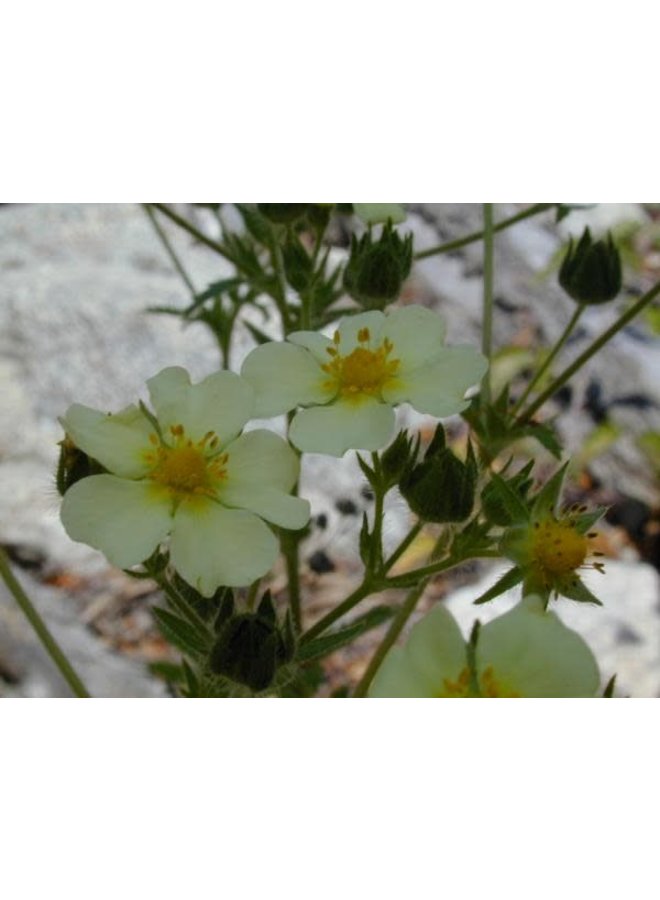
[241,306,487,456]
[369,596,600,698]
[60,367,309,596]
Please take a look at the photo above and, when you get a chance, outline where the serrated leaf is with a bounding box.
[298,605,396,663]
[152,607,211,656]
[473,567,523,605]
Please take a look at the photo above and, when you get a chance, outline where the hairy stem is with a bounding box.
[353,577,430,697]
[150,203,239,267]
[512,303,584,416]
[0,546,90,697]
[518,281,660,424]
[415,203,555,261]
[481,202,494,405]
[143,204,197,298]
[299,580,378,645]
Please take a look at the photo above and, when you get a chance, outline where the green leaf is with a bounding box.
[571,507,608,535]
[558,575,603,606]
[473,567,523,605]
[244,320,274,345]
[298,605,396,663]
[152,607,211,656]
[356,452,376,484]
[148,661,185,685]
[482,473,530,526]
[530,462,569,519]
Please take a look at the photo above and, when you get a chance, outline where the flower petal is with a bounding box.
[478,595,600,697]
[383,345,488,417]
[370,606,467,698]
[241,343,332,417]
[61,404,154,478]
[289,397,395,456]
[380,306,447,369]
[369,648,432,698]
[336,310,386,353]
[170,502,279,595]
[288,330,334,365]
[223,429,300,491]
[406,605,468,686]
[220,429,310,529]
[60,474,172,567]
[147,366,253,445]
[221,484,310,529]
[353,204,406,225]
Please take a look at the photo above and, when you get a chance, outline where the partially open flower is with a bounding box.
[241,306,487,456]
[60,367,309,596]
[369,596,600,698]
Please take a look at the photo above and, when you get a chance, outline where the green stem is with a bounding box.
[0,546,90,697]
[282,532,302,633]
[415,203,555,261]
[385,551,499,589]
[518,281,660,424]
[143,204,197,298]
[151,203,239,267]
[299,579,377,645]
[383,520,423,572]
[368,453,385,573]
[154,573,211,635]
[481,203,494,405]
[511,304,585,416]
[353,577,430,697]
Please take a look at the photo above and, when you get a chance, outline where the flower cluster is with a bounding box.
[60,305,486,596]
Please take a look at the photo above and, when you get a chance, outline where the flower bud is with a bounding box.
[559,227,622,305]
[257,204,308,224]
[380,430,419,489]
[400,437,477,523]
[209,592,295,693]
[343,224,413,310]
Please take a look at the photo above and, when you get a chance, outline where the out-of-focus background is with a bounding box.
[1,203,659,697]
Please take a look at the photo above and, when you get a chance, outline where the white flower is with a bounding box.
[60,367,310,596]
[369,596,600,698]
[241,306,487,456]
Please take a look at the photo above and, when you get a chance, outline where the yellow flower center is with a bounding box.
[531,518,588,579]
[321,327,400,401]
[438,665,520,698]
[145,425,228,497]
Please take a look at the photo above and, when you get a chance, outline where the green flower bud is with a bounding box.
[209,592,295,693]
[343,224,413,310]
[400,438,477,523]
[257,204,308,224]
[559,227,622,305]
[380,430,420,489]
